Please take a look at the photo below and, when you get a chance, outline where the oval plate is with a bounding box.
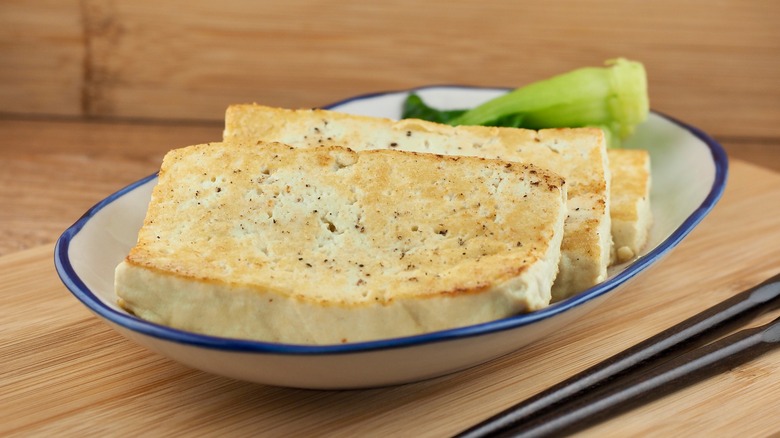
[54,86,727,389]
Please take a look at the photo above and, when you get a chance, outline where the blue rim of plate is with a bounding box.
[54,85,729,356]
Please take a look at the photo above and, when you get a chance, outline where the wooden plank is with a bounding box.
[76,0,780,139]
[0,0,84,116]
[720,138,780,174]
[1,159,779,436]
[3,0,777,139]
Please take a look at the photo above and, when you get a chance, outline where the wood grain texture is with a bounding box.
[2,160,779,437]
[720,138,780,173]
[1,0,779,140]
[0,0,84,116]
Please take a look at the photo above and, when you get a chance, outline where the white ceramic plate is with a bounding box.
[55,86,728,389]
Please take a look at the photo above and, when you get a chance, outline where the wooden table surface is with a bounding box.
[2,1,780,436]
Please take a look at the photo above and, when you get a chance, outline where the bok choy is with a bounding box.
[402,58,649,148]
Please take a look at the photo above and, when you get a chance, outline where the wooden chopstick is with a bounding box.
[456,273,780,437]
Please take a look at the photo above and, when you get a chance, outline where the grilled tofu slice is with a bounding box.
[608,148,652,264]
[224,104,612,301]
[116,142,567,344]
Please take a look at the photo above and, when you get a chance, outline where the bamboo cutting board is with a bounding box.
[2,160,780,437]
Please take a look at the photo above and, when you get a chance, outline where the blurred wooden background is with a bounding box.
[1,0,779,166]
[3,0,778,255]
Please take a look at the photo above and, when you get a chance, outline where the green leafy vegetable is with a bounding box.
[401,58,648,148]
[402,94,526,127]
[402,94,466,124]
